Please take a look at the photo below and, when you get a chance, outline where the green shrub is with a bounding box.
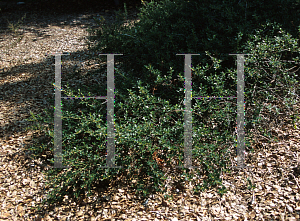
[88,0,299,103]
[26,0,300,210]
[241,21,300,140]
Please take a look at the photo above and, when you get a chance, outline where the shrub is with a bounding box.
[26,0,300,210]
[88,0,300,103]
[241,21,300,141]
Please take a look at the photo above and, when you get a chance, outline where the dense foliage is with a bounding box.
[26,0,300,209]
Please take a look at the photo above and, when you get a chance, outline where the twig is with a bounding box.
[150,211,171,220]
[290,173,300,189]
